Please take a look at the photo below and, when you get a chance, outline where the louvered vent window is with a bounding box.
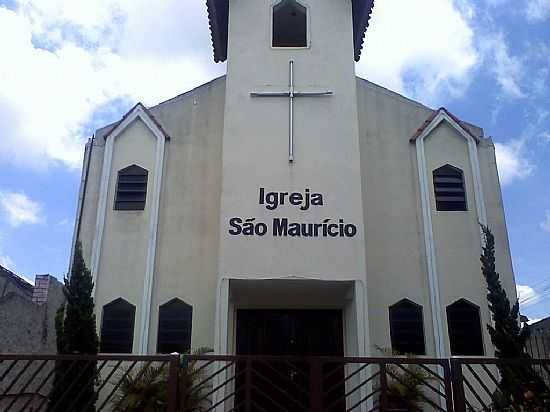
[157,298,193,354]
[100,298,135,353]
[273,0,307,47]
[433,165,467,211]
[389,299,426,355]
[447,299,484,356]
[114,165,148,211]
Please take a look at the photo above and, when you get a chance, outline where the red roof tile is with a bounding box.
[103,103,171,141]
[410,107,480,143]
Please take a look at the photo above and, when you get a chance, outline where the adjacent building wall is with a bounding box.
[0,272,65,353]
[0,272,66,410]
[0,265,33,301]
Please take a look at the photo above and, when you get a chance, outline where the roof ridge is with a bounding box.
[410,107,480,143]
[103,102,171,141]
[0,265,34,290]
[152,76,225,109]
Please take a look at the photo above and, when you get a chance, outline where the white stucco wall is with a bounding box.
[79,78,225,353]
[425,122,492,356]
[218,0,367,280]
[356,78,516,357]
[147,79,225,352]
[76,1,517,358]
[94,118,156,352]
[357,79,436,355]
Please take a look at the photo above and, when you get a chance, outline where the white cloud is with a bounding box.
[0,255,15,270]
[480,32,525,98]
[494,140,535,185]
[526,0,550,22]
[0,0,540,174]
[0,1,223,170]
[541,210,550,232]
[357,0,478,102]
[0,191,43,227]
[517,284,540,307]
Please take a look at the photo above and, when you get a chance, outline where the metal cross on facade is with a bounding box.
[251,60,333,162]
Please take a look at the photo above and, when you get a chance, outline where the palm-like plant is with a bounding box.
[179,347,214,411]
[111,347,213,412]
[112,362,168,412]
[377,347,432,411]
[385,363,432,411]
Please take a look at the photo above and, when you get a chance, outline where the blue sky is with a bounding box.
[0,0,548,321]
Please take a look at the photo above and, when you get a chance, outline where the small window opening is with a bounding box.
[100,298,136,354]
[157,298,193,354]
[273,0,307,48]
[114,165,148,211]
[389,299,426,355]
[433,164,467,211]
[447,299,484,356]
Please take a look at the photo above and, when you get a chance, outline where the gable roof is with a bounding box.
[103,102,171,142]
[0,265,34,297]
[206,0,375,63]
[410,107,480,144]
[530,317,550,330]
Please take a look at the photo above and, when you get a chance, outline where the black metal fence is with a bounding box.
[0,354,179,412]
[0,354,549,411]
[451,357,550,411]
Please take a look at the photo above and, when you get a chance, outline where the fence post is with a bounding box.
[245,359,252,412]
[379,363,388,412]
[450,359,466,412]
[441,360,455,412]
[167,354,180,412]
[310,357,322,412]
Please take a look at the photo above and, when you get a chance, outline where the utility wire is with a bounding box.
[520,291,550,306]
[520,289,550,307]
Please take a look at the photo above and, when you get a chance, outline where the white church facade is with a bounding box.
[73,0,517,359]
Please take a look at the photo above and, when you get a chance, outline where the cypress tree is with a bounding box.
[480,226,548,407]
[49,241,99,411]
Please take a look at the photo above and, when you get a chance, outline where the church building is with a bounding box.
[73,0,517,359]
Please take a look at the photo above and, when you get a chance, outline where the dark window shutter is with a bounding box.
[100,298,135,353]
[433,165,467,211]
[157,298,193,354]
[115,165,148,211]
[389,299,426,355]
[447,299,484,356]
[273,0,307,47]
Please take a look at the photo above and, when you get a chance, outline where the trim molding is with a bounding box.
[90,105,167,354]
[69,137,93,278]
[414,110,487,358]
